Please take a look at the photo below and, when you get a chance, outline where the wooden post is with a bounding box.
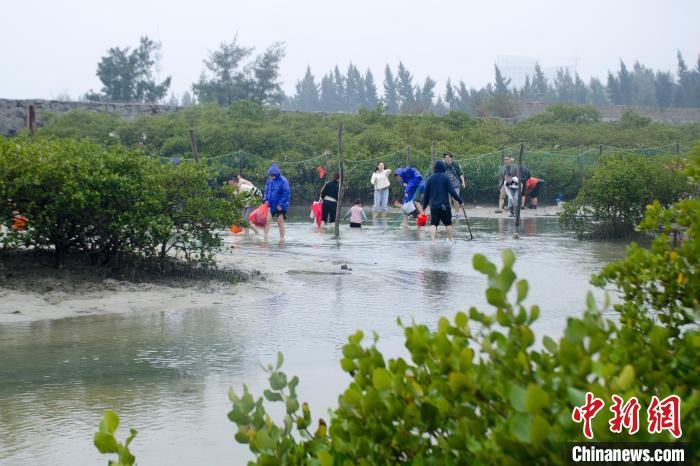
[238,150,244,176]
[598,144,603,156]
[28,105,36,135]
[406,145,410,167]
[188,129,199,162]
[431,143,436,172]
[500,145,505,165]
[334,122,344,237]
[515,140,524,227]
[676,141,680,154]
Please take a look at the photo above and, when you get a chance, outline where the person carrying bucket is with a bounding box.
[262,163,291,242]
[421,160,464,242]
[393,167,424,227]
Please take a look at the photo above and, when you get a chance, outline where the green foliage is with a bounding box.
[86,36,171,103]
[0,137,241,270]
[37,102,700,204]
[618,110,652,129]
[229,244,698,464]
[93,410,138,466]
[559,153,688,238]
[527,103,601,125]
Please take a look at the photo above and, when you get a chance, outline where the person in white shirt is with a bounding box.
[370,162,391,220]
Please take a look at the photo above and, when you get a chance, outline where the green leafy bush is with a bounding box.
[559,153,688,238]
[37,102,699,204]
[93,410,138,466]
[0,136,241,271]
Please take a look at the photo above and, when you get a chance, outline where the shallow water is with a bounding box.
[0,216,628,465]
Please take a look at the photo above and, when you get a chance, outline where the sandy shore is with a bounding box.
[0,249,269,325]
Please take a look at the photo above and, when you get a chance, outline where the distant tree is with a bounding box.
[456,81,471,113]
[573,73,588,104]
[420,76,436,110]
[345,64,363,111]
[630,61,657,107]
[587,77,608,105]
[434,96,448,115]
[293,66,320,111]
[396,62,415,110]
[86,36,171,103]
[654,71,675,107]
[181,91,194,106]
[192,36,253,105]
[166,92,179,107]
[531,63,550,100]
[606,71,622,105]
[444,79,456,109]
[382,65,399,114]
[364,69,378,108]
[553,68,575,102]
[320,73,337,112]
[519,75,533,99]
[674,51,700,107]
[617,60,634,105]
[333,66,346,110]
[249,42,286,105]
[493,65,511,95]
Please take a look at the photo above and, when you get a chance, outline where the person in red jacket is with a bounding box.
[524,177,545,209]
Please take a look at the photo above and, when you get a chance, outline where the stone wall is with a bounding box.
[2,98,700,136]
[0,99,180,136]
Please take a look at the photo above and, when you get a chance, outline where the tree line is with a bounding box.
[84,36,700,116]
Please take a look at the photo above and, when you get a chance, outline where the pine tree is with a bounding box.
[382,65,399,113]
[573,73,588,104]
[606,71,622,105]
[420,76,436,110]
[444,79,456,109]
[587,77,608,105]
[345,64,363,111]
[249,42,286,105]
[86,36,172,103]
[457,81,471,113]
[617,60,633,105]
[396,62,415,110]
[293,66,319,111]
[181,91,194,106]
[320,73,336,111]
[531,63,550,100]
[630,61,657,107]
[553,68,575,102]
[654,71,675,107]
[494,65,511,95]
[191,36,253,106]
[333,66,346,110]
[364,69,378,108]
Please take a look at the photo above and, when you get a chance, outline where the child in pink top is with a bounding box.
[345,199,368,228]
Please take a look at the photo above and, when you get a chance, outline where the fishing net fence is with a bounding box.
[146,142,685,207]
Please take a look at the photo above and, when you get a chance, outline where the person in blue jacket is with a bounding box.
[263,163,291,241]
[421,160,464,242]
[393,167,425,227]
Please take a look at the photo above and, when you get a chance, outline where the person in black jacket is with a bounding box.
[422,160,464,242]
[319,172,340,228]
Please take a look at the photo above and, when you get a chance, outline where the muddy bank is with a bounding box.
[0,251,265,324]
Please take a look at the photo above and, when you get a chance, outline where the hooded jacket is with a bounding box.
[394,167,423,203]
[263,164,291,211]
[421,160,463,210]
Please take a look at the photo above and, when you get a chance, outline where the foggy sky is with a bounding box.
[2,0,699,101]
